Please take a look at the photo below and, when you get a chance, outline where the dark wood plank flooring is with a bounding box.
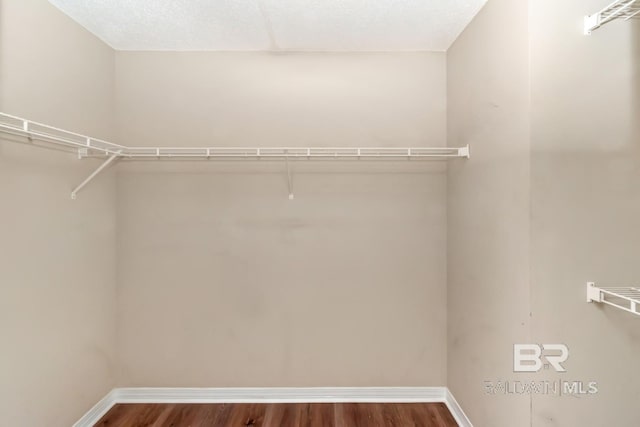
[95,403,457,427]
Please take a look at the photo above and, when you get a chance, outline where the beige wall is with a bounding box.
[447,0,531,425]
[530,1,640,425]
[449,0,640,426]
[113,52,449,387]
[114,52,447,148]
[0,1,117,426]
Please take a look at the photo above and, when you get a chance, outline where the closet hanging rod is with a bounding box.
[0,112,470,160]
[585,0,640,34]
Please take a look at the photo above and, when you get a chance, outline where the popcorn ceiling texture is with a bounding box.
[48,0,486,51]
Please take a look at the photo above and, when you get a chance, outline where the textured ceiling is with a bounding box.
[48,0,487,51]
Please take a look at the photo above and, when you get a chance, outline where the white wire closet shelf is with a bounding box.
[587,282,640,316]
[0,112,470,199]
[584,0,640,34]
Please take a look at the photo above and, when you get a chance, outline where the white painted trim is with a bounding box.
[444,388,474,427]
[72,389,117,427]
[114,386,447,404]
[73,387,472,426]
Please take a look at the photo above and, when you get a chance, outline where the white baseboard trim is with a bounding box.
[72,389,118,427]
[115,386,447,403]
[73,387,472,426]
[444,388,473,427]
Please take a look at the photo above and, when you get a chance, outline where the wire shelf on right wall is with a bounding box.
[587,282,640,316]
[585,0,640,34]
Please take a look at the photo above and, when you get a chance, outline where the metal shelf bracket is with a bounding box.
[71,152,121,200]
[286,156,294,200]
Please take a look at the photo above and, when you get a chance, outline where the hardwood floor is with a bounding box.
[94,403,458,426]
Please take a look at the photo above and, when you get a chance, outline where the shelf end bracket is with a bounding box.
[586,281,602,303]
[584,14,602,35]
[458,144,470,159]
